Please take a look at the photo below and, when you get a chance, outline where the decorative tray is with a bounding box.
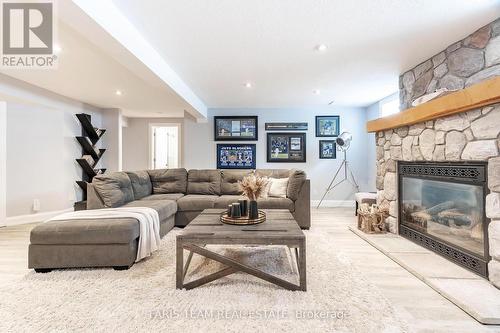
[220,210,266,225]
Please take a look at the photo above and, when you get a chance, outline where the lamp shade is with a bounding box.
[336,131,352,151]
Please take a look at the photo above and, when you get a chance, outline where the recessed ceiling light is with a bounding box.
[244,82,252,88]
[54,44,62,53]
[315,44,328,52]
[115,90,122,96]
[313,89,321,95]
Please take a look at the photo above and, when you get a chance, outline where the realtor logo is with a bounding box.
[1,1,57,68]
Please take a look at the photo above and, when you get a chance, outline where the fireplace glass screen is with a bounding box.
[401,177,485,257]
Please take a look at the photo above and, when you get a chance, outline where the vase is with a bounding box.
[231,203,241,218]
[248,200,258,219]
[238,199,248,216]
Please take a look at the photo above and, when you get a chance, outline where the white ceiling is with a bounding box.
[0,1,199,118]
[112,0,500,108]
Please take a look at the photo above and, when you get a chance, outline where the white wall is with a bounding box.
[122,117,184,170]
[101,108,123,172]
[1,74,105,220]
[366,102,380,190]
[183,107,372,202]
[0,102,6,227]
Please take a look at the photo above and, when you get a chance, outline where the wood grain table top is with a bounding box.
[178,209,305,245]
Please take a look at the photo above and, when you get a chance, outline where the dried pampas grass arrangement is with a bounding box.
[238,175,268,201]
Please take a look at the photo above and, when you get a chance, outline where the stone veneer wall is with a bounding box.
[375,104,500,286]
[400,18,500,110]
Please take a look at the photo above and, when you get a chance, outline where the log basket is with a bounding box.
[357,204,389,233]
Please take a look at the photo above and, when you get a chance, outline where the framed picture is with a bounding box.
[319,140,337,159]
[315,115,340,137]
[267,132,306,163]
[265,122,308,131]
[214,116,258,141]
[217,144,256,169]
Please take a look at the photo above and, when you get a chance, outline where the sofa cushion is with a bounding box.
[287,169,306,201]
[187,169,221,195]
[140,193,184,201]
[126,170,152,200]
[255,169,290,179]
[30,218,139,245]
[123,200,177,221]
[176,195,218,212]
[257,197,294,211]
[148,168,187,194]
[92,172,134,208]
[221,170,254,195]
[214,195,246,208]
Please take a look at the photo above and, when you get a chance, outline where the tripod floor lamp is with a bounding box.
[317,131,360,208]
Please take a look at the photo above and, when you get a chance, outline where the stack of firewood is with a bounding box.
[357,203,389,233]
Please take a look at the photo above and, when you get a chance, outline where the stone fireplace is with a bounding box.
[375,104,500,287]
[372,18,500,287]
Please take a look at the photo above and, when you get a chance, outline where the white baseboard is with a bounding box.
[311,200,355,208]
[5,208,73,226]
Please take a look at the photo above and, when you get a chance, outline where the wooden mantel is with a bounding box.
[366,76,500,133]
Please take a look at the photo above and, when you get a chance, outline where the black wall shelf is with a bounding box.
[75,113,106,210]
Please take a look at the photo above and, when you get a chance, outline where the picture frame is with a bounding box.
[216,144,256,169]
[265,122,308,131]
[214,116,258,141]
[266,132,306,163]
[319,140,337,159]
[315,115,340,137]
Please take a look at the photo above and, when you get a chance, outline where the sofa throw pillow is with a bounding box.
[260,177,272,198]
[92,172,134,207]
[267,177,289,198]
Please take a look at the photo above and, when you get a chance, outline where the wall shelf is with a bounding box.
[76,113,106,144]
[75,113,106,210]
[366,77,500,133]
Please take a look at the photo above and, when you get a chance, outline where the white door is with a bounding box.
[151,125,179,169]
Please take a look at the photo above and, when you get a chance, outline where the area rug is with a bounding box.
[0,229,409,332]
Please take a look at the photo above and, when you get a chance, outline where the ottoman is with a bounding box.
[28,218,141,272]
[354,192,377,216]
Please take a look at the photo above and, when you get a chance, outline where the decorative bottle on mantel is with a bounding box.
[238,175,268,220]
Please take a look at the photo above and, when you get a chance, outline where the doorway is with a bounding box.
[149,123,181,170]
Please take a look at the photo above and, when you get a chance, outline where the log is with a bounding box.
[434,209,472,227]
[426,201,455,215]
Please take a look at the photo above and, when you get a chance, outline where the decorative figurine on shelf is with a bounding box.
[238,175,268,219]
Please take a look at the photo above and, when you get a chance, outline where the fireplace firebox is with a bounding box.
[398,162,490,277]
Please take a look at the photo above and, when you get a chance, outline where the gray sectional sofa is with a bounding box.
[28,168,310,272]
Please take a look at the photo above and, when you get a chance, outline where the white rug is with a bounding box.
[0,229,409,332]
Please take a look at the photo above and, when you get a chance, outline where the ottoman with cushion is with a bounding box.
[354,192,377,216]
[28,171,177,272]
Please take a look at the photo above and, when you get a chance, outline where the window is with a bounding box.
[380,95,400,117]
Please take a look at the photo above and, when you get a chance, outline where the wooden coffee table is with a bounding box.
[176,209,306,291]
